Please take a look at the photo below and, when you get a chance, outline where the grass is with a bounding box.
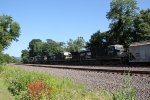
[0,65,137,100]
[0,78,12,100]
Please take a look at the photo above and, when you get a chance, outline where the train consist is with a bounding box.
[27,41,150,65]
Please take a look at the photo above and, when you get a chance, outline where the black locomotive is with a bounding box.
[27,44,129,65]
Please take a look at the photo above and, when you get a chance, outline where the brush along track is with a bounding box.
[24,64,150,76]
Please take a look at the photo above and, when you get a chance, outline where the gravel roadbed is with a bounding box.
[12,64,150,100]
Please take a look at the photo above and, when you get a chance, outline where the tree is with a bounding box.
[21,49,29,63]
[133,9,150,41]
[86,31,109,57]
[28,39,43,57]
[42,39,64,56]
[106,0,139,47]
[66,37,85,52]
[0,15,20,51]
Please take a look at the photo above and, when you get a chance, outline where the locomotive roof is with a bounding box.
[130,40,150,47]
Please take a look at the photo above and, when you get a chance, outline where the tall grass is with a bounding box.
[0,65,137,100]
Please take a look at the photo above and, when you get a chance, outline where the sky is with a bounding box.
[1,0,150,57]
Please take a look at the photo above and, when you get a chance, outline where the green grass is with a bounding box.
[0,65,137,100]
[0,78,12,100]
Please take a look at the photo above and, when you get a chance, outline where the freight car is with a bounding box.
[129,41,150,65]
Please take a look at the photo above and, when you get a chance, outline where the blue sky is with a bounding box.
[1,0,150,57]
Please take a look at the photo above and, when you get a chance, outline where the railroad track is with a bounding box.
[23,64,150,76]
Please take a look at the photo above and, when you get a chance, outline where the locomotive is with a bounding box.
[27,44,128,65]
[27,41,150,66]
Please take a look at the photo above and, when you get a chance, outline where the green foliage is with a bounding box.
[0,78,12,100]
[112,75,136,100]
[87,31,107,47]
[107,0,138,22]
[24,37,84,58]
[27,39,65,57]
[86,31,109,57]
[113,88,136,100]
[106,0,139,47]
[28,39,43,57]
[21,49,29,63]
[0,53,19,64]
[0,15,20,51]
[87,0,149,50]
[42,39,65,56]
[11,56,20,63]
[66,37,85,52]
[133,9,150,41]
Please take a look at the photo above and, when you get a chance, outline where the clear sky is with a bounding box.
[1,0,150,57]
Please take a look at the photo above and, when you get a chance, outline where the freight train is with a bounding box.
[27,41,150,66]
